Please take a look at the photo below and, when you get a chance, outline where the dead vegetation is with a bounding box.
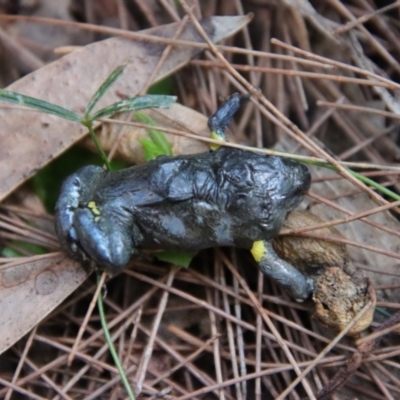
[0,1,400,399]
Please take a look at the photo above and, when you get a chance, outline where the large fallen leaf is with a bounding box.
[0,14,252,202]
[0,254,87,354]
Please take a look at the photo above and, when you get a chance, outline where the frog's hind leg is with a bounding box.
[55,165,104,259]
[251,240,313,302]
[208,93,250,150]
[73,207,134,274]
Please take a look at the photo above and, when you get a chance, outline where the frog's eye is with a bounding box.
[226,170,242,184]
[290,176,309,198]
[291,185,304,197]
[71,176,82,189]
[225,164,254,187]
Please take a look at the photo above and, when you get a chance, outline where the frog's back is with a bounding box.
[91,151,214,207]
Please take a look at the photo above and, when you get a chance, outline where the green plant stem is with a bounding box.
[83,121,112,170]
[352,171,400,201]
[304,159,400,201]
[96,273,136,400]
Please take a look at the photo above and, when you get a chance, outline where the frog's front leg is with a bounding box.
[251,240,313,302]
[55,171,86,258]
[208,93,250,149]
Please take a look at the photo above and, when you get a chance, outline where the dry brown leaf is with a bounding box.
[0,14,251,202]
[274,210,348,274]
[313,266,376,336]
[84,103,210,164]
[7,0,88,62]
[0,254,86,354]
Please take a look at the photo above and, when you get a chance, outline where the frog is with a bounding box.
[55,93,313,301]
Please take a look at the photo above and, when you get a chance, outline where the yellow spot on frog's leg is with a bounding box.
[88,201,101,215]
[209,131,225,151]
[250,240,266,262]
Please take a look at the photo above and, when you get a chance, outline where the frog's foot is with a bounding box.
[55,165,104,261]
[251,240,313,302]
[54,172,84,258]
[208,93,250,150]
[71,207,134,274]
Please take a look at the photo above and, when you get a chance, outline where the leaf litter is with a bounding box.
[1,1,400,399]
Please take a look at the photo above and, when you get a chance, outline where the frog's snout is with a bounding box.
[293,164,311,195]
[280,161,311,211]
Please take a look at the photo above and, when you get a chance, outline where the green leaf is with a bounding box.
[91,95,176,120]
[32,147,106,212]
[2,241,47,257]
[155,251,195,268]
[0,89,81,122]
[139,138,166,161]
[2,247,21,258]
[135,112,173,156]
[85,64,126,116]
[147,77,173,95]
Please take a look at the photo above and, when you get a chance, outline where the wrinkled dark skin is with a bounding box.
[55,94,313,301]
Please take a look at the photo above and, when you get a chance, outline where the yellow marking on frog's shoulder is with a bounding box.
[88,201,101,216]
[209,131,224,151]
[250,240,266,262]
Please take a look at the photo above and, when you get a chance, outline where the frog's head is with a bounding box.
[253,155,311,234]
[250,157,311,236]
[217,148,310,235]
[274,156,311,212]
